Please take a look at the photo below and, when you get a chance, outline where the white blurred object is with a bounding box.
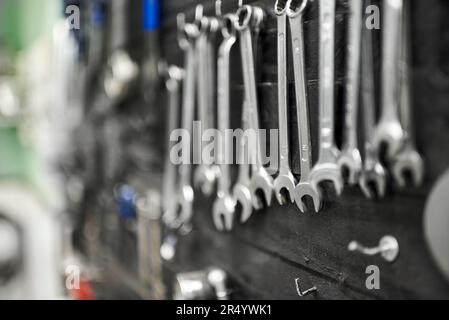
[0,79,20,119]
[424,169,449,283]
[0,18,82,299]
[0,183,62,299]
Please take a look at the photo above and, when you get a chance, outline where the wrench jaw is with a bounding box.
[177,185,194,229]
[194,165,220,196]
[293,183,322,213]
[274,0,288,16]
[372,119,406,160]
[249,172,274,208]
[212,196,236,232]
[309,163,344,200]
[338,148,363,186]
[162,205,180,230]
[273,173,297,205]
[232,185,254,223]
[359,163,387,199]
[392,145,424,188]
[286,0,309,17]
[310,146,344,197]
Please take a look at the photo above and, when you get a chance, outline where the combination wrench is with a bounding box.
[212,14,238,231]
[233,100,257,223]
[287,0,322,213]
[372,0,406,159]
[309,0,344,198]
[176,14,200,228]
[194,7,221,196]
[162,65,184,226]
[392,3,424,188]
[338,0,363,186]
[359,14,387,199]
[273,0,296,205]
[236,5,274,208]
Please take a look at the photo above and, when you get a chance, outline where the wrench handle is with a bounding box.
[290,14,313,178]
[236,101,252,184]
[196,35,211,133]
[381,0,403,121]
[277,14,290,171]
[239,29,263,168]
[217,36,236,194]
[162,77,181,212]
[179,43,196,190]
[108,0,129,53]
[343,0,363,149]
[318,0,337,148]
[399,1,414,139]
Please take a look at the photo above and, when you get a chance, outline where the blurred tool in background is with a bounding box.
[0,0,70,299]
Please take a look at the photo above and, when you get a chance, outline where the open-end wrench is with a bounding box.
[176,14,200,227]
[273,0,296,205]
[392,3,424,188]
[194,7,221,196]
[359,12,387,199]
[309,0,344,198]
[372,0,405,159]
[162,66,184,226]
[233,100,258,223]
[338,0,363,186]
[212,14,238,231]
[236,5,274,208]
[287,0,321,213]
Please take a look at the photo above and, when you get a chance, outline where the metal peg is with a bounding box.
[295,278,317,297]
[348,235,399,262]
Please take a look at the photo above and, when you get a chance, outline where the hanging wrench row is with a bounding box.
[273,0,424,212]
[161,1,269,232]
[341,0,423,199]
[162,0,424,233]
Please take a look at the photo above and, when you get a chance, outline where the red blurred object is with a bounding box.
[70,278,95,300]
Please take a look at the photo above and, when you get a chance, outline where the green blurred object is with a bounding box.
[0,0,61,53]
[0,126,34,179]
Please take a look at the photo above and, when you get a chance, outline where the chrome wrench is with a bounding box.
[392,2,424,188]
[176,15,199,227]
[309,0,344,197]
[372,0,406,159]
[194,8,220,196]
[212,14,238,231]
[359,13,387,199]
[236,5,274,208]
[287,0,321,213]
[233,100,257,223]
[338,0,363,186]
[273,0,296,205]
[162,65,184,226]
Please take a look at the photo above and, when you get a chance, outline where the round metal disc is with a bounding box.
[424,169,449,282]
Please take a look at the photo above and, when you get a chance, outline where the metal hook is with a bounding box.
[348,236,400,263]
[295,278,317,297]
